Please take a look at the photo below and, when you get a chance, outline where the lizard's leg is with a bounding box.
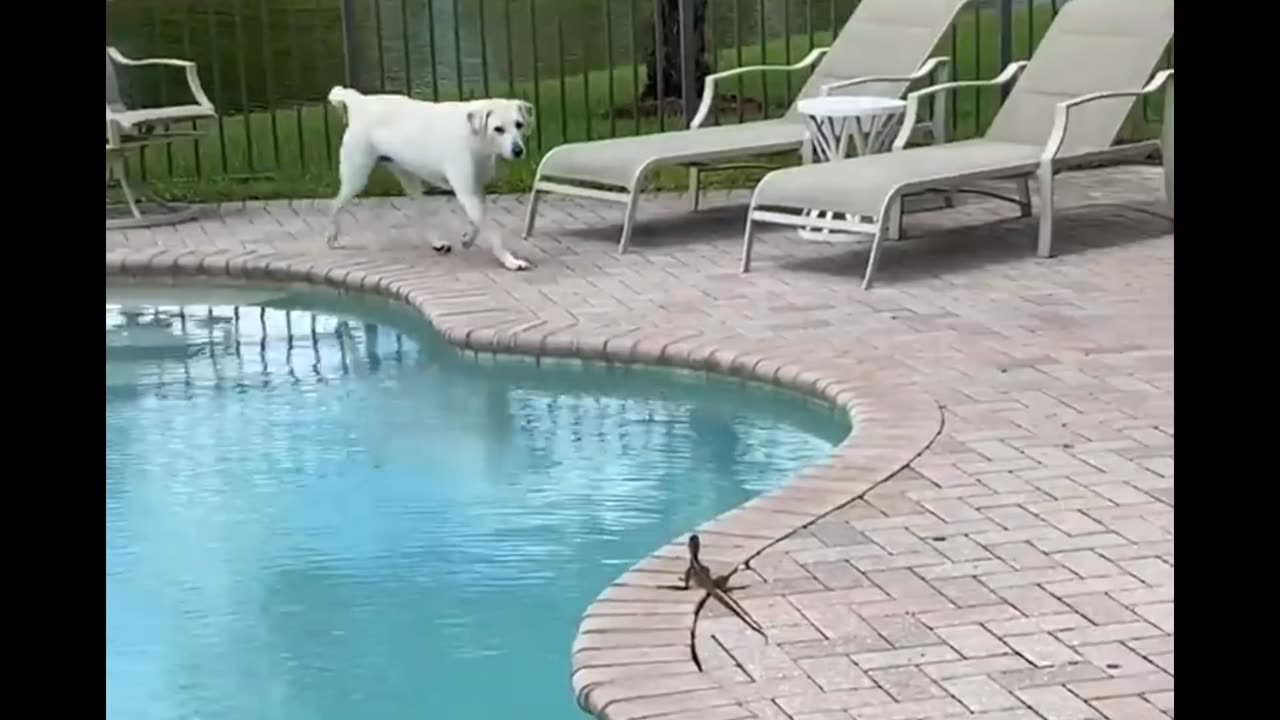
[709,589,766,637]
[714,573,748,592]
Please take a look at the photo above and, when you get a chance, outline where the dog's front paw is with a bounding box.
[461,230,477,249]
[502,256,533,272]
[326,232,342,249]
[432,241,453,254]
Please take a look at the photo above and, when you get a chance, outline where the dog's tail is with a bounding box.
[327,85,363,122]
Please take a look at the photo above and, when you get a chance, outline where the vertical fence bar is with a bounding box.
[734,0,744,123]
[1026,0,1035,56]
[400,0,414,94]
[339,0,357,87]
[315,0,334,164]
[479,0,491,98]
[998,0,1013,100]
[259,0,282,170]
[605,0,617,137]
[287,2,306,171]
[752,0,762,117]
[233,0,256,173]
[677,0,698,126]
[706,0,718,126]
[556,11,568,142]
[949,24,958,139]
[181,0,202,179]
[630,0,641,135]
[782,0,792,100]
[452,0,465,98]
[706,0,717,76]
[373,0,387,91]
[336,0,357,168]
[757,0,767,117]
[426,0,440,100]
[530,0,544,150]
[806,0,814,53]
[652,0,667,132]
[135,0,157,182]
[505,0,516,98]
[971,3,981,138]
[581,9,593,140]
[206,3,229,173]
[151,0,172,178]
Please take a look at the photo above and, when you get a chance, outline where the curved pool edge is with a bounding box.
[106,248,944,720]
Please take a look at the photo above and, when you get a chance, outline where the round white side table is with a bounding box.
[795,95,907,241]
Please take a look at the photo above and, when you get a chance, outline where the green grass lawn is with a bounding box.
[117,4,1169,203]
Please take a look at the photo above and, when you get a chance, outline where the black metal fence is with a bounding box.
[105,0,1172,194]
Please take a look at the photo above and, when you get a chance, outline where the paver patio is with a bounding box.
[106,163,1173,720]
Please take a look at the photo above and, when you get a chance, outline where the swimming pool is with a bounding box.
[106,283,850,720]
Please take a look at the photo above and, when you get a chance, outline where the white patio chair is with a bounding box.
[106,46,217,229]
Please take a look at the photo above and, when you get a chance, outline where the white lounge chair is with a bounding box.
[106,46,217,229]
[523,0,974,253]
[741,0,1175,288]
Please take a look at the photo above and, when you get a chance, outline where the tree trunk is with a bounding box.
[641,0,710,103]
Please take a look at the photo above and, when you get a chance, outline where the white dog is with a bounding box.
[326,86,534,271]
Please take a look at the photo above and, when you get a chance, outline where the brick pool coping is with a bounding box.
[106,246,945,719]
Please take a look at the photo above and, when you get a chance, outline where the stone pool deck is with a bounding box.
[106,164,1173,720]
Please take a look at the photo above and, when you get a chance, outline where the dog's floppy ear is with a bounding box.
[466,107,492,135]
[517,100,535,125]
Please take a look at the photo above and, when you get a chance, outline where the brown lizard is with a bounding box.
[667,534,766,637]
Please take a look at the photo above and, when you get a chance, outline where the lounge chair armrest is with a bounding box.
[691,47,830,128]
[1041,69,1174,162]
[106,46,216,114]
[818,56,951,96]
[892,60,1029,150]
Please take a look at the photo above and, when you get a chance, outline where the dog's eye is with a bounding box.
[515,121,525,131]
[493,126,505,135]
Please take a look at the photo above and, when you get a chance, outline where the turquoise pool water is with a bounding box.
[106,284,850,720]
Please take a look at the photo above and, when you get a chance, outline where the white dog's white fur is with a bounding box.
[326,86,534,271]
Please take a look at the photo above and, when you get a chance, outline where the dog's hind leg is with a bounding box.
[385,164,453,254]
[327,135,377,248]
[453,189,531,272]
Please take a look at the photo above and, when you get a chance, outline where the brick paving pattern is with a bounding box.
[107,164,1173,720]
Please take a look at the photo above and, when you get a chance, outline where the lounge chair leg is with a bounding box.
[740,213,756,273]
[688,167,702,212]
[887,199,904,241]
[862,223,888,290]
[618,190,640,254]
[1162,82,1174,216]
[930,80,956,210]
[1016,177,1032,218]
[522,186,541,239]
[1036,165,1055,258]
[110,155,143,219]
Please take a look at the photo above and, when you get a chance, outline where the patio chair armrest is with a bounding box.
[892,60,1029,150]
[1041,69,1174,163]
[691,47,830,128]
[106,46,216,114]
[818,56,951,96]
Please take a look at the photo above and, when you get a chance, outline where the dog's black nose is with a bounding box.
[512,146,525,158]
